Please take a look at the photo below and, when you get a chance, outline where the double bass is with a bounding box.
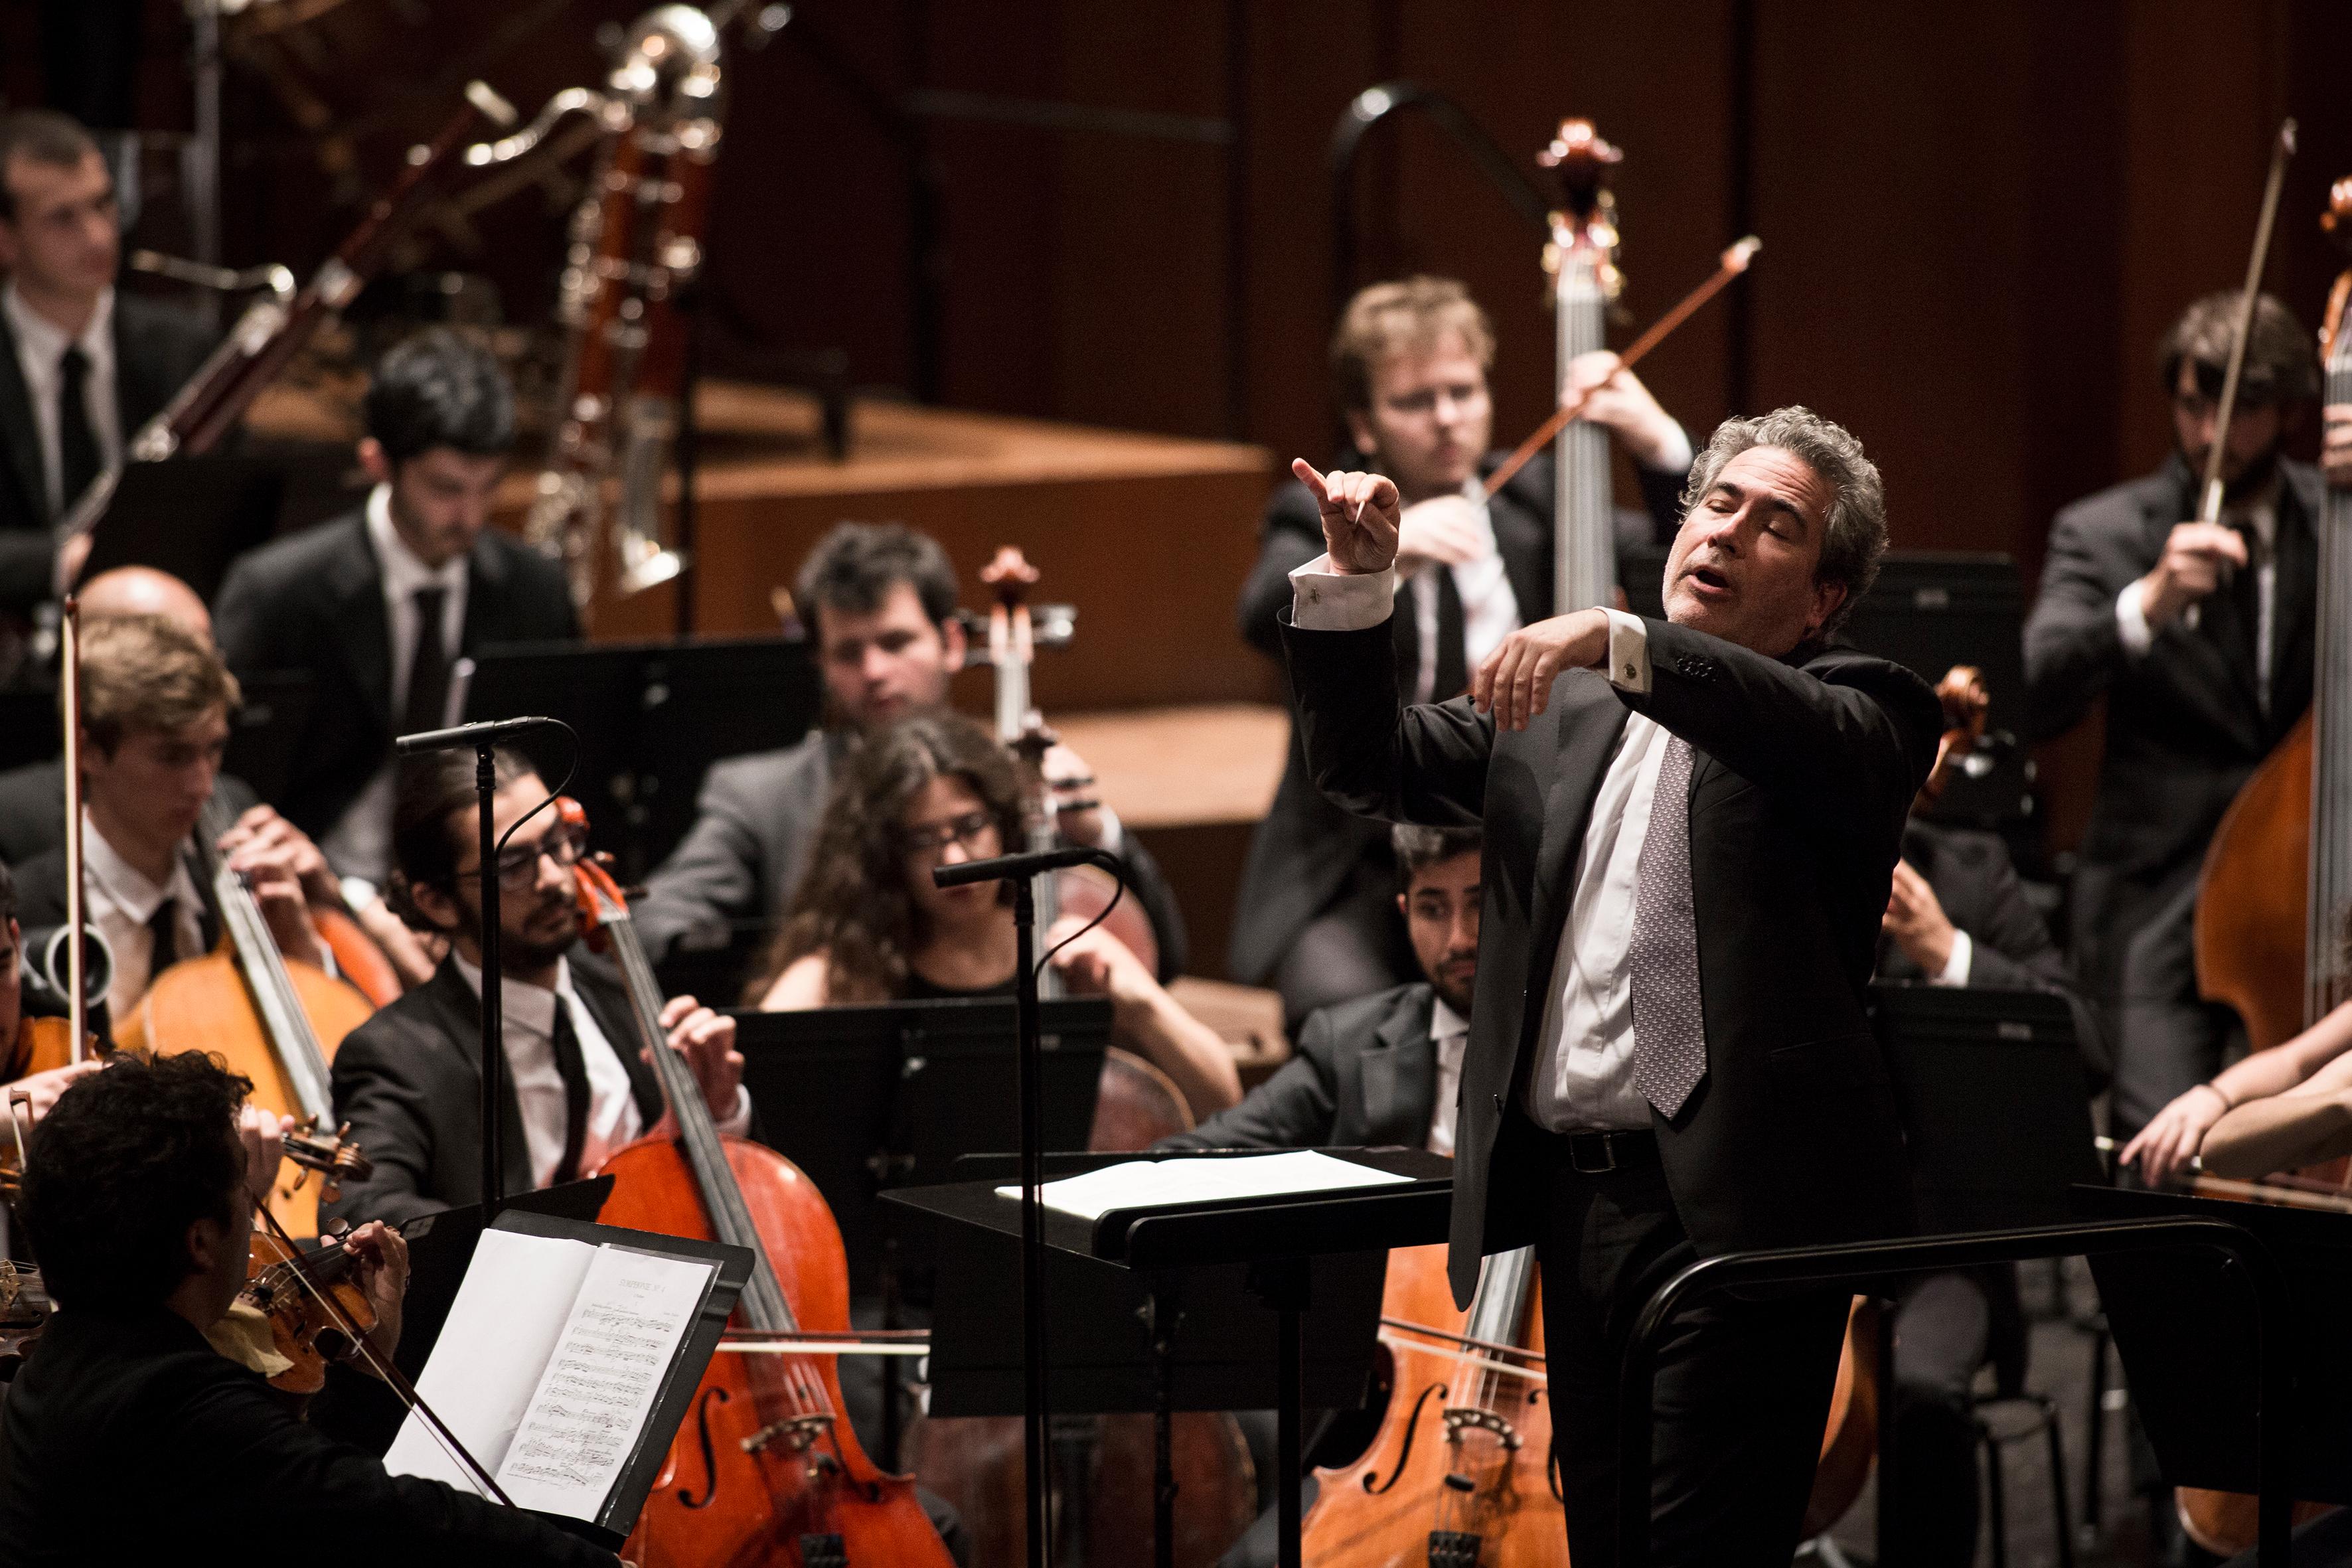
[562,799,957,1567]
[1539,118,1624,618]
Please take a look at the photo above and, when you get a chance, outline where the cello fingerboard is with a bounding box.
[2310,312,2352,1023]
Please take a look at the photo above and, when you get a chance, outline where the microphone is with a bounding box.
[394,716,561,757]
[931,844,1121,889]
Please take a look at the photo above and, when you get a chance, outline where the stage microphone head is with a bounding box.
[931,844,1121,890]
[394,716,562,757]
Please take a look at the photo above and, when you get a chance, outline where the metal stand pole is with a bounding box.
[1148,1273,1182,1568]
[475,743,505,1216]
[1013,874,1051,1568]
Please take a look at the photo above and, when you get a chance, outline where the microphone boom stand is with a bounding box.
[475,739,505,1218]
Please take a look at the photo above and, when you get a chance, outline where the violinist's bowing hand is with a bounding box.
[1563,351,1686,472]
[657,995,743,1120]
[11,1061,104,1128]
[1883,861,1958,975]
[2139,522,2248,627]
[2323,404,2352,490]
[2117,1082,2231,1184]
[1293,460,1399,576]
[1472,610,1610,732]
[340,1219,409,1365]
[236,1107,293,1202]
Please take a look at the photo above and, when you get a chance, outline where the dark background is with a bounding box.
[9,0,2352,849]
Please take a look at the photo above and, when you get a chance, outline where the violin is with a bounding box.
[1915,665,1992,814]
[559,796,959,1568]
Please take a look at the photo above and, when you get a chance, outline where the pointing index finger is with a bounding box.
[1291,458,1330,500]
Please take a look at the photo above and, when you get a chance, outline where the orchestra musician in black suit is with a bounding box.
[1231,275,1691,1030]
[2022,292,2323,1143]
[212,328,578,894]
[0,110,212,608]
[1282,406,1937,1564]
[633,520,1188,986]
[0,1051,616,1565]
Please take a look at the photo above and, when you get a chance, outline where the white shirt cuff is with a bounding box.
[1646,423,1695,476]
[1932,929,1973,988]
[2115,580,2155,659]
[1603,608,1650,693]
[714,1083,754,1137]
[1290,554,1397,632]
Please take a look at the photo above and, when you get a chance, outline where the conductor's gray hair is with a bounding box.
[1678,406,1887,641]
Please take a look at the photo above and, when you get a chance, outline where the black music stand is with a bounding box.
[460,635,820,884]
[886,1146,1452,1568]
[77,455,285,599]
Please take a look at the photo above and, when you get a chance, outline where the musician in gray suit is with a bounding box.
[633,521,1188,986]
[2023,292,2326,1140]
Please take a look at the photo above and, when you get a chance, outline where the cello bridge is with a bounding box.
[741,1413,832,1457]
[1442,1407,1522,1450]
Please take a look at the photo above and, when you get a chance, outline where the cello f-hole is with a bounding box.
[679,1385,730,1508]
[1364,1382,1447,1495]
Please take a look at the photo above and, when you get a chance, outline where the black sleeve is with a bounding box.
[1625,620,1941,846]
[1237,482,1330,660]
[212,555,287,674]
[0,532,55,613]
[1281,613,1492,828]
[1958,852,2069,993]
[173,1365,616,1565]
[1156,1006,1342,1151]
[1636,460,1689,544]
[2020,505,2131,742]
[1110,829,1190,982]
[323,1022,447,1231]
[633,764,768,963]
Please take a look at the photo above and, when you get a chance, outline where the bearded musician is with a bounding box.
[1233,275,1693,1032]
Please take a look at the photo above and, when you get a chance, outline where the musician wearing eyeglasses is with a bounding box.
[6,615,339,1036]
[0,110,214,607]
[0,1051,615,1565]
[2023,293,2324,1151]
[319,749,744,1230]
[1233,276,1693,1034]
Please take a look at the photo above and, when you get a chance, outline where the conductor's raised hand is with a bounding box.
[1472,610,1610,732]
[1293,459,1399,576]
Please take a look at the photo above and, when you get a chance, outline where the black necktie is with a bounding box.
[2233,519,2270,713]
[549,998,593,1186]
[403,587,451,738]
[147,896,180,977]
[56,345,100,517]
[1432,568,1469,702]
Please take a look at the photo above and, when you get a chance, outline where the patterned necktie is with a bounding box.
[56,345,101,517]
[1629,734,1707,1118]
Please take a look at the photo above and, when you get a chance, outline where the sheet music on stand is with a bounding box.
[381,1208,750,1547]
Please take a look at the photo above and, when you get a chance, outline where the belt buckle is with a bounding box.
[1570,1133,1618,1174]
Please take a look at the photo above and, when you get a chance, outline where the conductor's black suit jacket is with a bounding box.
[321,948,662,1230]
[1283,609,1939,1304]
[212,510,580,845]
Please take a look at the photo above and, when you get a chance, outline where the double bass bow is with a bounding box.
[562,797,957,1568]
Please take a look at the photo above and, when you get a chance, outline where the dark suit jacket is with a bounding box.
[0,760,258,868]
[0,292,214,608]
[1285,610,1939,1303]
[1160,981,1441,1152]
[0,1306,613,1565]
[634,727,1193,983]
[212,509,580,844]
[2021,453,2322,1006]
[322,949,662,1229]
[1228,449,1687,982]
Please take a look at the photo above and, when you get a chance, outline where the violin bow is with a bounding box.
[2198,119,2298,530]
[248,1200,515,1508]
[58,599,87,1064]
[1483,236,1761,501]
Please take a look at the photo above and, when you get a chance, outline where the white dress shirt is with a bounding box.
[80,809,205,1020]
[3,281,119,517]
[1291,555,1658,1133]
[321,485,470,886]
[451,951,752,1190]
[1404,481,1522,704]
[2114,489,2278,710]
[1427,994,1470,1156]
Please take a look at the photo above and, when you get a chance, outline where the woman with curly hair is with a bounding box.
[752,712,1239,1122]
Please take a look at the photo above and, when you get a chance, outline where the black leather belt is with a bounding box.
[1562,1128,1659,1174]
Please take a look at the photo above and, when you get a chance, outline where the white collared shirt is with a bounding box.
[1405,481,1522,704]
[79,809,204,1020]
[1291,557,1658,1133]
[320,485,469,885]
[1427,994,1470,1156]
[3,281,119,517]
[450,951,753,1190]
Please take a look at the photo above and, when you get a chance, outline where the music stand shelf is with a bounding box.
[886,1147,1451,1568]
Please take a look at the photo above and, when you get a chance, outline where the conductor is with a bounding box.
[1279,406,1937,1565]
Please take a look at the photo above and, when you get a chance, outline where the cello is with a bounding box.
[561,798,957,1568]
[2179,157,2352,1559]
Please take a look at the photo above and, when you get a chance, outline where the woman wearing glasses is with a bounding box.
[752,713,1240,1123]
